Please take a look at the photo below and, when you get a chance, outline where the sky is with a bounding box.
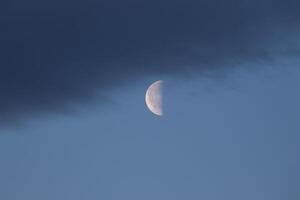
[1,0,300,199]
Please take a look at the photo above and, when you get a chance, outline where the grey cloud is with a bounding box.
[1,0,300,122]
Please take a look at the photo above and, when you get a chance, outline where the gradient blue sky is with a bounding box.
[1,65,299,199]
[1,1,300,198]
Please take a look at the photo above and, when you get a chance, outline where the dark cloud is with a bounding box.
[1,0,300,121]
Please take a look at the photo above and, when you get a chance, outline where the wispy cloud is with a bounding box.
[1,0,300,122]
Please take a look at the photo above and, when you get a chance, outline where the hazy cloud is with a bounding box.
[1,0,300,121]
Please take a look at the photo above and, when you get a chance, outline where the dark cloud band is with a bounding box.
[1,0,300,122]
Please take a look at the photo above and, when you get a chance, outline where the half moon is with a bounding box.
[145,80,163,116]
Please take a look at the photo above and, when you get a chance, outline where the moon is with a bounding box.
[145,80,163,116]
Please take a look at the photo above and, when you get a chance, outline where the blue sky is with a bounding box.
[0,65,299,199]
[1,0,300,198]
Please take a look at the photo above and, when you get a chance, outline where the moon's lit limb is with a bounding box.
[145,80,163,116]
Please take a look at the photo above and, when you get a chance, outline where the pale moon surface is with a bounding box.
[145,80,163,116]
